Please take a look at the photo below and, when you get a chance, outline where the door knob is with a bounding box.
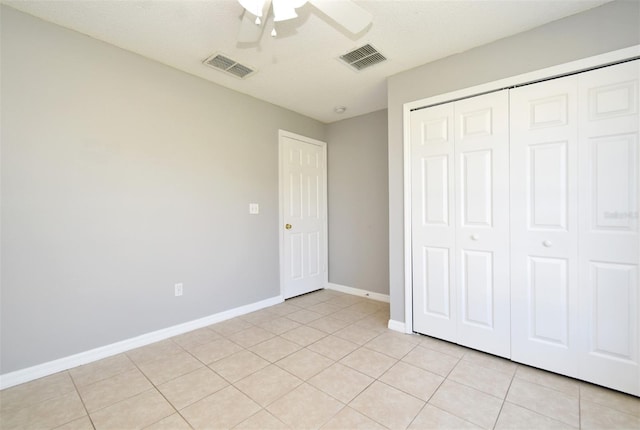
[285,224,292,230]
[471,234,479,241]
[543,240,552,247]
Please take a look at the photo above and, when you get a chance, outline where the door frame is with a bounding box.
[401,45,640,334]
[278,129,329,299]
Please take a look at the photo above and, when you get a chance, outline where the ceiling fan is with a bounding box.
[237,0,373,42]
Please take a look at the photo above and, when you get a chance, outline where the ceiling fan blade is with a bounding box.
[238,0,268,17]
[273,0,298,22]
[238,11,264,42]
[308,0,372,34]
[237,0,272,43]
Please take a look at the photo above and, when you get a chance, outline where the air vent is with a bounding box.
[203,53,256,79]
[339,44,386,71]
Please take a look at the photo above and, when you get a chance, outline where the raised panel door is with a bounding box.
[510,75,580,376]
[281,134,327,299]
[411,103,457,341]
[454,91,511,358]
[578,60,640,396]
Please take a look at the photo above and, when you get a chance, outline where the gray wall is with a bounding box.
[0,7,325,374]
[387,0,640,323]
[327,110,389,295]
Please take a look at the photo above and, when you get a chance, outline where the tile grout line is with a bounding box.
[67,370,97,430]
[490,364,517,429]
[400,341,454,429]
[576,384,591,428]
[502,377,583,428]
[125,351,182,429]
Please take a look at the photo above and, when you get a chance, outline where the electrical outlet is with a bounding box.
[249,203,259,214]
[174,283,183,297]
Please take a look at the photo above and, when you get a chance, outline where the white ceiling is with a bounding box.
[3,0,610,123]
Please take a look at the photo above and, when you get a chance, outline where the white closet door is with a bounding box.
[411,103,457,342]
[510,75,580,376]
[577,60,640,395]
[454,91,511,358]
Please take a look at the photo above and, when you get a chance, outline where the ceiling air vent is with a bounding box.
[339,44,386,71]
[203,53,256,79]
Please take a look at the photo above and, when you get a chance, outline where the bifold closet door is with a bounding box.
[454,91,510,358]
[411,103,457,343]
[511,60,640,394]
[577,60,639,395]
[510,75,580,377]
[412,91,510,356]
[413,57,638,395]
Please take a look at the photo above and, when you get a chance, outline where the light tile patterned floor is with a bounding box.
[1,289,639,429]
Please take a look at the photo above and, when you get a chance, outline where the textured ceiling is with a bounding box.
[3,0,610,123]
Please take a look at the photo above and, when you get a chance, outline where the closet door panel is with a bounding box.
[460,149,492,226]
[528,141,569,231]
[510,75,579,376]
[411,103,457,341]
[461,250,494,327]
[455,91,510,358]
[422,155,449,224]
[578,60,640,396]
[527,256,569,346]
[419,246,451,318]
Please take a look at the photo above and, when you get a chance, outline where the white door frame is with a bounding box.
[278,129,329,298]
[402,45,640,334]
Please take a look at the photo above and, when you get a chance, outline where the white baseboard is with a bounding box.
[387,319,408,333]
[326,283,390,303]
[0,295,283,390]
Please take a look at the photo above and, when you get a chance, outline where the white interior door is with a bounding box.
[411,91,510,356]
[577,60,640,395]
[279,131,328,299]
[454,91,511,358]
[411,103,457,342]
[510,75,580,376]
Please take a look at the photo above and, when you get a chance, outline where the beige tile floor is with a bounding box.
[1,289,639,429]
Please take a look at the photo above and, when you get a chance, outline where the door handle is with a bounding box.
[471,234,479,241]
[543,240,552,247]
[285,224,292,230]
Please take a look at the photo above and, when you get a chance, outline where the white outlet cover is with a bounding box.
[249,203,259,214]
[174,283,183,297]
